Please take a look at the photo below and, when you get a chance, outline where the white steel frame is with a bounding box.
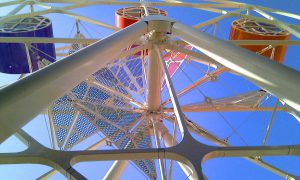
[0,1,300,180]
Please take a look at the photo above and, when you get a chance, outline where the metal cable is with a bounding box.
[167,50,249,145]
[82,21,105,38]
[226,94,272,139]
[80,21,93,38]
[43,114,53,149]
[189,60,238,95]
[29,44,56,61]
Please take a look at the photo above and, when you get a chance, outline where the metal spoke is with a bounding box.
[155,45,189,136]
[151,115,167,180]
[0,2,299,180]
[161,67,226,106]
[263,99,280,145]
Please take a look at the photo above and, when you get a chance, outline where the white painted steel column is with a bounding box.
[154,45,195,178]
[155,45,188,137]
[147,43,167,179]
[156,122,193,179]
[103,160,129,180]
[172,22,300,112]
[152,115,167,180]
[0,21,148,143]
[146,45,162,111]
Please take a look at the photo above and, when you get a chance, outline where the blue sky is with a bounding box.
[0,0,300,179]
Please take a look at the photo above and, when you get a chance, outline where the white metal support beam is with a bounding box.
[253,7,300,39]
[263,99,280,145]
[194,8,244,28]
[0,6,119,32]
[1,38,299,46]
[161,42,220,67]
[1,111,299,180]
[285,105,300,123]
[91,79,144,108]
[103,160,129,180]
[165,106,286,112]
[146,45,162,111]
[61,10,120,31]
[155,45,189,137]
[232,13,300,31]
[24,43,33,73]
[172,22,300,111]
[146,23,168,179]
[151,115,167,180]
[0,20,148,143]
[5,0,27,16]
[0,0,23,7]
[0,13,299,180]
[180,116,297,179]
[155,45,200,179]
[146,17,199,177]
[0,37,98,44]
[162,67,226,106]
[2,0,300,29]
[36,1,240,9]
[37,137,108,180]
[205,0,300,21]
[155,120,193,179]
[229,40,300,46]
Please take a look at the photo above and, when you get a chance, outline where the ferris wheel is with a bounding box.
[0,0,300,179]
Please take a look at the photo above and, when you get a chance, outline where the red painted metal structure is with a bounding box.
[115,6,167,56]
[115,6,167,29]
[230,19,290,63]
[115,7,192,88]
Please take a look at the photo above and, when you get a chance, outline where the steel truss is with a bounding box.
[0,1,300,180]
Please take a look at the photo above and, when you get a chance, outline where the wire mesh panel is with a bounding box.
[1,1,300,180]
[47,39,158,178]
[68,33,89,55]
[110,55,146,96]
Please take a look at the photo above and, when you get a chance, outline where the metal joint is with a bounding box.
[142,15,174,34]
